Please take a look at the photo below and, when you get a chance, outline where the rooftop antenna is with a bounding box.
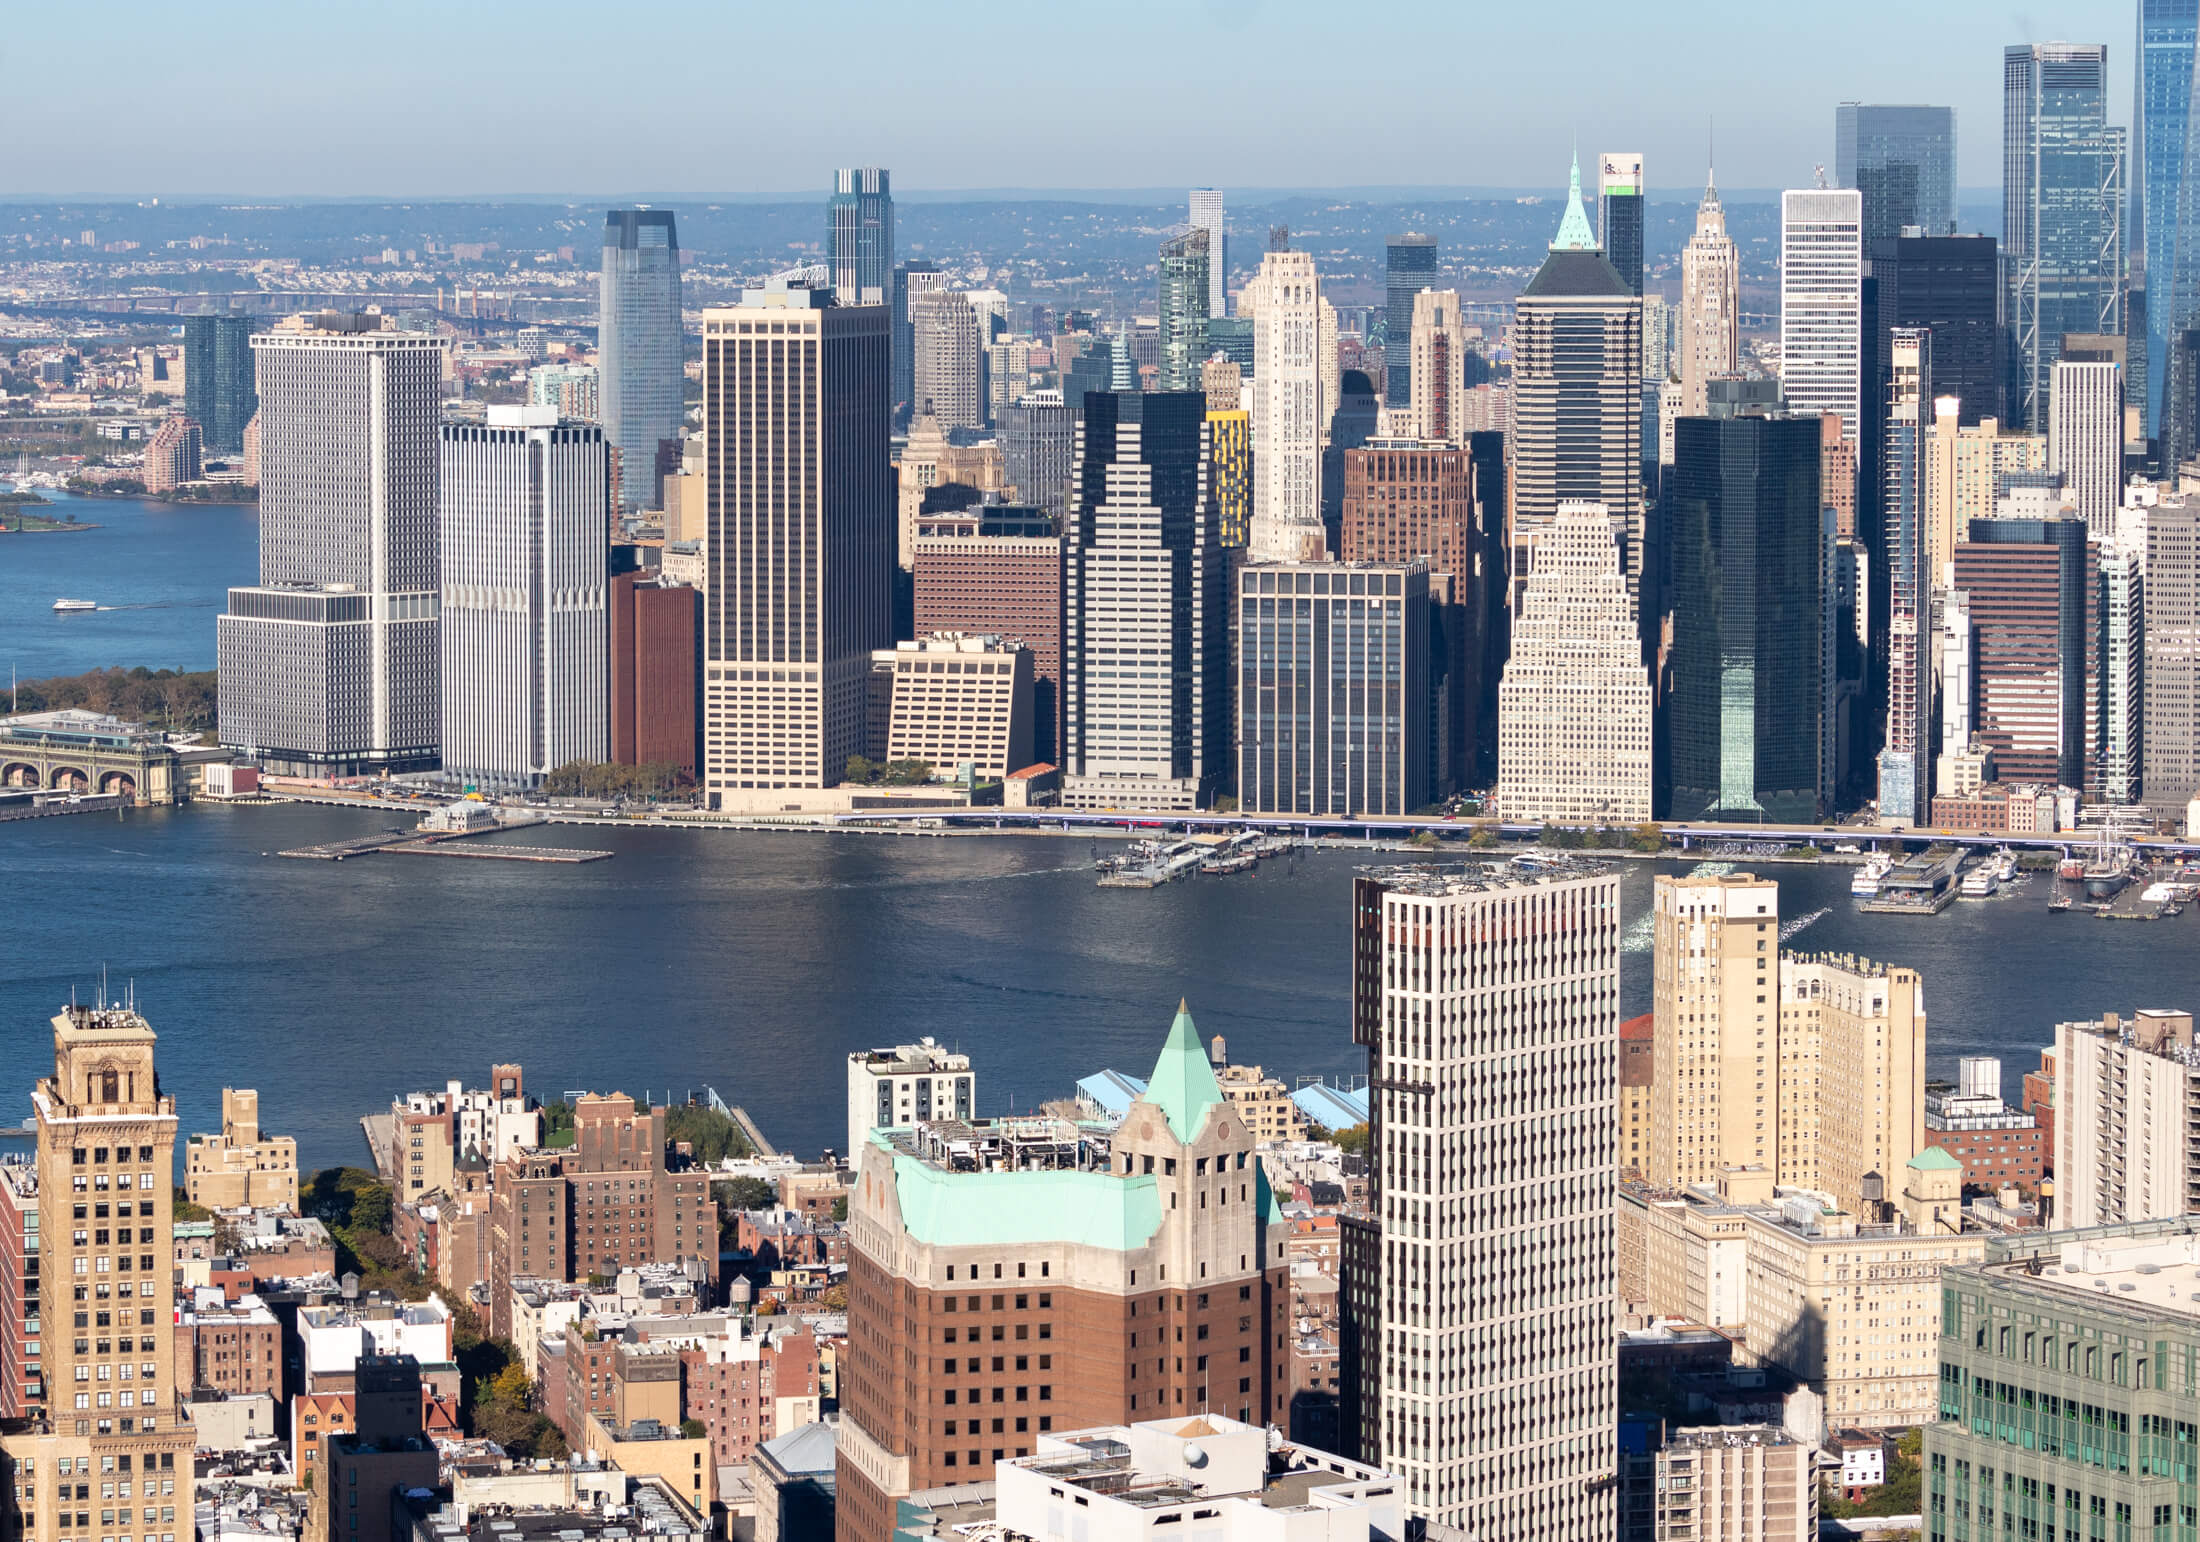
[1814,163,1830,190]
[99,963,108,1011]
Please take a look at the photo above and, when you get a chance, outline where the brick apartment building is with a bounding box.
[486,1095,716,1337]
[836,1005,1292,1542]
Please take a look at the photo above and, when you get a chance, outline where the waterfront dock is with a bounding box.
[384,842,610,863]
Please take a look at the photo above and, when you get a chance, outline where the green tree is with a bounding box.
[1331,1123,1370,1158]
[680,1418,707,1440]
[845,755,877,785]
[662,1105,752,1164]
[715,1176,776,1213]
[1631,822,1666,853]
[1466,825,1500,850]
[830,1194,848,1222]
[881,758,935,785]
[172,1186,212,1223]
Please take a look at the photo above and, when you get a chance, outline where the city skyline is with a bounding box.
[5,3,2131,197]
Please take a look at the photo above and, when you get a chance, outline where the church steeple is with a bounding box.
[1550,148,1599,252]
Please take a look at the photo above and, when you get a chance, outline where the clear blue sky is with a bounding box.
[5,0,2132,198]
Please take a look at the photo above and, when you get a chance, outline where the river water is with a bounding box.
[2,803,2194,1171]
[0,489,257,680]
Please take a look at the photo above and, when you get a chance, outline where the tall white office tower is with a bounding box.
[1879,328,1934,826]
[2048,356,2126,539]
[1340,865,1619,1537]
[599,208,685,513]
[699,288,893,804]
[1678,169,1740,419]
[437,406,610,790]
[1779,188,1864,441]
[218,315,445,775]
[1060,390,1227,810]
[1188,188,1227,319]
[1243,246,1329,561]
[1496,501,1653,823]
[2096,534,2144,806]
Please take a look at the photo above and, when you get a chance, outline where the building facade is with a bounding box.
[2003,43,2127,430]
[1001,389,1073,524]
[910,290,984,432]
[218,318,444,776]
[1234,562,1429,816]
[1340,867,1619,1535]
[911,505,1063,766]
[844,1043,974,1164]
[1156,228,1209,393]
[2048,356,2125,539]
[1881,328,1936,825]
[700,288,893,801]
[141,416,201,494]
[1837,103,1959,245]
[1496,501,1652,823]
[1382,233,1437,408]
[836,1006,1292,1542]
[181,315,257,454]
[828,168,893,307]
[1188,189,1227,319]
[2144,496,2200,813]
[2053,1009,2200,1229]
[0,1001,198,1542]
[609,573,699,779]
[437,408,610,790]
[600,209,685,514]
[183,1089,298,1211]
[1245,247,1329,562]
[1678,172,1741,422]
[1060,392,1226,809]
[867,633,1033,782]
[1780,189,1864,441]
[1599,152,1646,296]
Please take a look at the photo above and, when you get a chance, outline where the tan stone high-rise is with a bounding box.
[1650,873,1781,1192]
[1405,289,1472,445]
[1678,171,1740,419]
[1648,875,1928,1215]
[0,1002,197,1542]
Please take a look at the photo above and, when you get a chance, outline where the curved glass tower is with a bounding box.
[599,208,684,514]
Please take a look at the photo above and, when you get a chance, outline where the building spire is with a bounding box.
[1550,147,1599,252]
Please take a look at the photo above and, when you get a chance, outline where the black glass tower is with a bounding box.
[1665,398,1827,823]
[1836,103,1959,247]
[1599,153,1645,295]
[182,315,257,453]
[1384,233,1437,408]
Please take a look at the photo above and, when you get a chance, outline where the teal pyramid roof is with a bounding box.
[1143,999,1227,1142]
[1551,150,1599,252]
[1907,1147,1962,1172]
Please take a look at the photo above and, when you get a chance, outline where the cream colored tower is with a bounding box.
[1678,171,1740,420]
[1243,248,1328,561]
[1406,289,1472,445]
[1648,872,1780,1192]
[1778,955,1927,1211]
[0,1002,197,1542]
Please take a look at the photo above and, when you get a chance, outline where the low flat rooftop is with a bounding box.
[1993,1230,2200,1318]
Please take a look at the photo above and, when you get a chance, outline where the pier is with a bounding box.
[277,825,611,864]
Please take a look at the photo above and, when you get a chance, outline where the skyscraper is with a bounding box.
[699,288,893,801]
[2144,495,2200,814]
[437,406,611,791]
[1954,513,2093,788]
[0,999,198,1539]
[1599,152,1646,295]
[2049,351,2126,537]
[1244,247,1329,562]
[2138,3,2198,437]
[1001,388,1073,522]
[1405,289,1471,444]
[1512,155,1643,595]
[1340,865,1618,1536]
[218,317,444,775]
[1667,397,1828,823]
[2003,43,2127,430]
[1157,227,1210,392]
[1188,188,1227,319]
[1677,169,1740,420]
[1060,391,1226,809]
[1834,103,1959,246]
[1780,188,1864,440]
[1235,561,1430,816]
[1382,233,1437,408]
[828,167,893,306]
[181,314,256,453]
[1879,329,1934,825]
[599,208,685,513]
[1496,501,1653,823]
[909,289,985,430]
[1866,234,2003,428]
[890,259,943,426]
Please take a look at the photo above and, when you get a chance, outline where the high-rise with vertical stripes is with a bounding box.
[700,288,893,802]
[600,209,685,513]
[1340,865,1619,1536]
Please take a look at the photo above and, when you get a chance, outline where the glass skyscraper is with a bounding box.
[599,208,685,514]
[2002,44,2126,430]
[1835,103,1959,248]
[1157,227,1210,391]
[1665,397,1827,824]
[2138,1,2199,438]
[1383,233,1437,408]
[182,315,257,453]
[829,167,894,305]
[891,259,942,427]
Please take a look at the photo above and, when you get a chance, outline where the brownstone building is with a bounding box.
[485,1095,716,1338]
[1620,1011,1654,1178]
[836,1004,1292,1542]
[681,1327,819,1469]
[610,572,700,777]
[174,1297,282,1399]
[911,505,1064,764]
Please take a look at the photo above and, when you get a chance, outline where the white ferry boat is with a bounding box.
[1850,855,1891,897]
[52,598,97,613]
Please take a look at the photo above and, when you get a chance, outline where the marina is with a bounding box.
[1095,830,1295,888]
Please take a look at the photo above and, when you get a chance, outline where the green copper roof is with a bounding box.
[1143,1000,1227,1142]
[1551,150,1599,252]
[887,1144,1165,1250]
[1907,1147,1963,1172]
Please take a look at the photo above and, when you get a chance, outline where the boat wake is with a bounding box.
[1780,907,1830,942]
